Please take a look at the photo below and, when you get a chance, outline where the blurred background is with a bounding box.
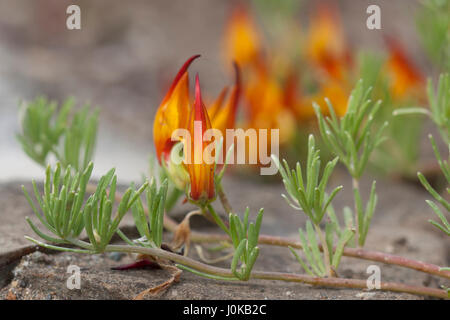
[0,0,445,182]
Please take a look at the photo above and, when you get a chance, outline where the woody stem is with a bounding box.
[27,237,449,298]
[102,244,446,299]
[187,228,450,280]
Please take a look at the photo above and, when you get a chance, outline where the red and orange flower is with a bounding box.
[153,55,240,203]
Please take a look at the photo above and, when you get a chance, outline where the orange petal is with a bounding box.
[153,55,200,162]
[186,75,215,201]
[210,62,241,134]
[161,54,201,105]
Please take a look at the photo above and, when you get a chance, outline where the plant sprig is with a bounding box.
[313,79,387,179]
[17,96,99,172]
[313,80,384,247]
[118,178,169,248]
[289,220,354,277]
[393,73,449,144]
[418,135,450,235]
[229,208,263,281]
[272,135,342,225]
[273,134,355,277]
[24,162,148,253]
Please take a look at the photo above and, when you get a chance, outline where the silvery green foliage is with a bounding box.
[394,73,449,144]
[23,162,149,253]
[118,178,169,248]
[273,135,354,276]
[418,135,449,236]
[272,135,342,225]
[394,74,450,235]
[17,97,98,172]
[229,208,263,280]
[313,79,387,179]
[289,221,354,277]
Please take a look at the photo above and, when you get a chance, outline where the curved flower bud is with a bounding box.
[153,54,200,163]
[185,74,215,202]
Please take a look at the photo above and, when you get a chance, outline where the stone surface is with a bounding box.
[0,247,420,300]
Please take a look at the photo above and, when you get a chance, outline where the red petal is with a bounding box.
[161,54,201,104]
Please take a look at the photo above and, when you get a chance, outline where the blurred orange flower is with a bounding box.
[299,81,350,119]
[244,67,296,145]
[384,37,425,101]
[208,63,241,137]
[224,6,263,69]
[307,4,352,81]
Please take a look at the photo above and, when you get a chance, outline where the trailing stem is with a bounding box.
[181,220,450,280]
[86,183,450,280]
[26,238,449,299]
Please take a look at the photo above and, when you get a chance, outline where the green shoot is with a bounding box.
[17,96,99,171]
[228,208,263,280]
[118,178,169,248]
[313,79,387,179]
[149,154,183,212]
[289,220,354,277]
[393,73,449,144]
[272,135,342,225]
[273,134,354,277]
[418,135,449,236]
[314,79,384,247]
[23,162,148,253]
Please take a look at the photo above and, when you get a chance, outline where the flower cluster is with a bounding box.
[223,4,426,168]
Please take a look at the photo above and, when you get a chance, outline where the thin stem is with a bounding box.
[187,230,450,280]
[103,244,448,299]
[206,204,230,236]
[217,182,233,214]
[313,223,333,277]
[87,183,450,280]
[352,177,361,247]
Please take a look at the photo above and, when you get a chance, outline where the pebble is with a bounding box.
[18,279,27,288]
[356,292,376,299]
[108,252,126,262]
